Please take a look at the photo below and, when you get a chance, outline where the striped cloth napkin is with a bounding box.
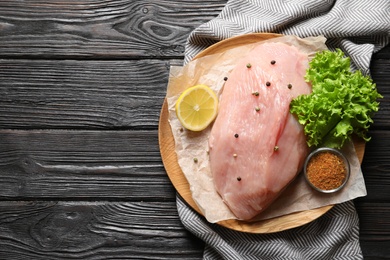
[177,0,389,259]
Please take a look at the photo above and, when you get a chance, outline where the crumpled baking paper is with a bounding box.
[165,35,367,223]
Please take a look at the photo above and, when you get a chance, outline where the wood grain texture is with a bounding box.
[355,130,390,258]
[0,129,387,201]
[0,201,388,259]
[0,130,176,200]
[370,56,390,130]
[0,201,204,259]
[0,47,388,131]
[0,59,182,130]
[0,130,387,199]
[356,202,390,259]
[0,0,227,59]
[358,130,390,201]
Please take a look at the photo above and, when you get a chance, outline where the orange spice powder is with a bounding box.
[306,152,347,191]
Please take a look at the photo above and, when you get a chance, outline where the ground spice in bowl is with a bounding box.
[304,148,350,193]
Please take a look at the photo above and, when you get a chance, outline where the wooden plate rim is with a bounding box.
[158,33,365,233]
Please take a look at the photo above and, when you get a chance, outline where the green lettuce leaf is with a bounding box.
[290,49,382,149]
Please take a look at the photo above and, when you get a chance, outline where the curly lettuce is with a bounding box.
[290,49,382,149]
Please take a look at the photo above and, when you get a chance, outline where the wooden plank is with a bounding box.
[356,202,390,237]
[360,241,390,260]
[373,44,390,59]
[0,130,176,200]
[370,54,390,130]
[0,0,226,59]
[0,54,389,130]
[0,129,388,200]
[0,201,204,259]
[356,202,390,259]
[0,200,388,259]
[0,59,183,130]
[360,130,390,201]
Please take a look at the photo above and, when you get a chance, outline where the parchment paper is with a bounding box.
[165,35,367,223]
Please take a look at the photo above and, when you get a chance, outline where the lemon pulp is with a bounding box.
[175,84,218,131]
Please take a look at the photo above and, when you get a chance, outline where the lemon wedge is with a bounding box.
[175,84,218,131]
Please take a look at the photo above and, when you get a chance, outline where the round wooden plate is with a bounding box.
[158,33,365,233]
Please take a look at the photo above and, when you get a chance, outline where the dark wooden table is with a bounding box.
[0,1,389,259]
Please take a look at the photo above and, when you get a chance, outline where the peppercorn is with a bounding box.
[271,60,276,65]
[288,83,292,89]
[266,81,271,87]
[237,177,241,181]
[234,133,239,138]
[224,77,228,81]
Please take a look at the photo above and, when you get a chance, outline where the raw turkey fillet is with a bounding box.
[209,42,311,220]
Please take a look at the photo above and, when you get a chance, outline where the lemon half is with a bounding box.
[175,84,218,131]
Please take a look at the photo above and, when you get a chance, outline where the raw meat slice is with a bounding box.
[208,42,311,220]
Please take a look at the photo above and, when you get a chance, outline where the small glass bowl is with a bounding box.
[303,147,350,193]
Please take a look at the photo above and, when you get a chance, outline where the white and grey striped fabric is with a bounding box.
[177,0,389,259]
[178,198,362,259]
